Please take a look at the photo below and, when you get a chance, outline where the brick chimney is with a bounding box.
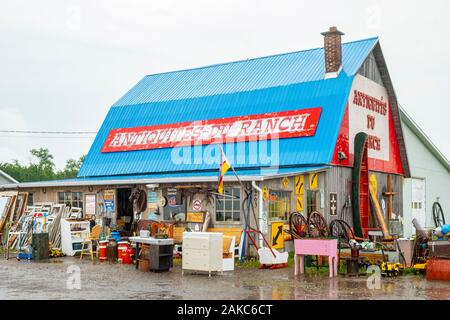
[321,26,345,77]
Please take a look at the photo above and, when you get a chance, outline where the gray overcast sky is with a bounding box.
[0,0,449,169]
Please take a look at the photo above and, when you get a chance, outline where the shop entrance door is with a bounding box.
[117,188,133,233]
[411,178,426,233]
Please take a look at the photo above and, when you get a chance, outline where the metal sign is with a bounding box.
[330,193,338,216]
[262,186,269,202]
[186,211,205,223]
[294,175,304,195]
[192,199,202,211]
[104,190,115,211]
[270,221,285,249]
[309,172,319,190]
[101,108,322,152]
[296,195,304,212]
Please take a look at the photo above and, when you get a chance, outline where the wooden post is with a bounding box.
[383,175,398,221]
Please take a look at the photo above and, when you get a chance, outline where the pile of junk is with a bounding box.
[286,198,450,280]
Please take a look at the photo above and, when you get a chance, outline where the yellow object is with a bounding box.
[295,176,304,195]
[262,186,269,202]
[207,227,243,246]
[381,262,404,276]
[173,226,185,243]
[218,148,231,194]
[80,225,102,261]
[186,211,205,223]
[413,263,427,271]
[282,177,289,189]
[369,180,391,238]
[309,173,319,190]
[369,174,378,195]
[296,195,304,212]
[270,221,285,249]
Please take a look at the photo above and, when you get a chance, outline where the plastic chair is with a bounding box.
[80,225,102,261]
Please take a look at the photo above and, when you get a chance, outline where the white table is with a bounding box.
[128,236,174,245]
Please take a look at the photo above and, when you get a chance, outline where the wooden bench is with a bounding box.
[207,227,243,258]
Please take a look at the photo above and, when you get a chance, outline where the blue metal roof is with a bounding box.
[113,38,378,106]
[79,38,378,178]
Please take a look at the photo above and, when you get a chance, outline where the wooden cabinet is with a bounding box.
[182,232,223,276]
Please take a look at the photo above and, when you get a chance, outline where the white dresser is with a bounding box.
[182,232,223,277]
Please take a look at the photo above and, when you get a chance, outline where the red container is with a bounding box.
[99,240,108,262]
[426,258,450,281]
[118,241,130,264]
[122,247,135,265]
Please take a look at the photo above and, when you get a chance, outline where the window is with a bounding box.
[268,190,291,221]
[58,191,83,209]
[27,193,34,206]
[307,189,321,217]
[215,187,241,222]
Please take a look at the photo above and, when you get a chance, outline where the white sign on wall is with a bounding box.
[85,194,96,216]
[348,74,390,162]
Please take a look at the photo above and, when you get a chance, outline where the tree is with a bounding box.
[57,155,86,179]
[0,149,85,182]
[30,148,55,171]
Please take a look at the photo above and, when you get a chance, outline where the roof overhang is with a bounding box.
[0,166,329,189]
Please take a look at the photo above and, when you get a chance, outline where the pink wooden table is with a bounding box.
[294,238,338,278]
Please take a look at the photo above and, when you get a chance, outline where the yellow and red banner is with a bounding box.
[218,149,231,194]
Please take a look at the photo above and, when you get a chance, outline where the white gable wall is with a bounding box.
[0,171,17,184]
[402,123,450,237]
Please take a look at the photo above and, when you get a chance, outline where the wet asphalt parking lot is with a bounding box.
[0,257,449,300]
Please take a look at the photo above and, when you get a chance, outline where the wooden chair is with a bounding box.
[80,225,102,261]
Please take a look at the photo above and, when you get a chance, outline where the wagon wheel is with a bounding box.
[307,211,329,238]
[329,219,354,245]
[433,202,445,228]
[289,212,308,238]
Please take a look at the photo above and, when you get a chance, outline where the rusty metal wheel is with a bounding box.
[307,211,329,238]
[329,219,354,245]
[433,202,445,228]
[289,212,308,238]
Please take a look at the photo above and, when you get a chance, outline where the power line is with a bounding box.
[0,130,97,134]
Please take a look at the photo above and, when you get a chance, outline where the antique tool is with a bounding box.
[433,202,445,228]
[369,179,391,239]
[382,175,398,221]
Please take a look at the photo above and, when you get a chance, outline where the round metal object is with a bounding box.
[289,212,308,238]
[329,219,355,245]
[433,202,445,228]
[307,211,329,238]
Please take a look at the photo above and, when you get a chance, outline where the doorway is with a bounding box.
[411,178,426,233]
[117,188,134,233]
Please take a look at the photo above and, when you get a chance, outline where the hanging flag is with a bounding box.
[218,148,231,194]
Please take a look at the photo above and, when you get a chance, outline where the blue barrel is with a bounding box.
[109,231,121,242]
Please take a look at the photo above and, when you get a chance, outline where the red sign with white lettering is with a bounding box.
[101,108,322,153]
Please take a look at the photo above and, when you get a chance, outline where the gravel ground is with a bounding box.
[0,257,449,300]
